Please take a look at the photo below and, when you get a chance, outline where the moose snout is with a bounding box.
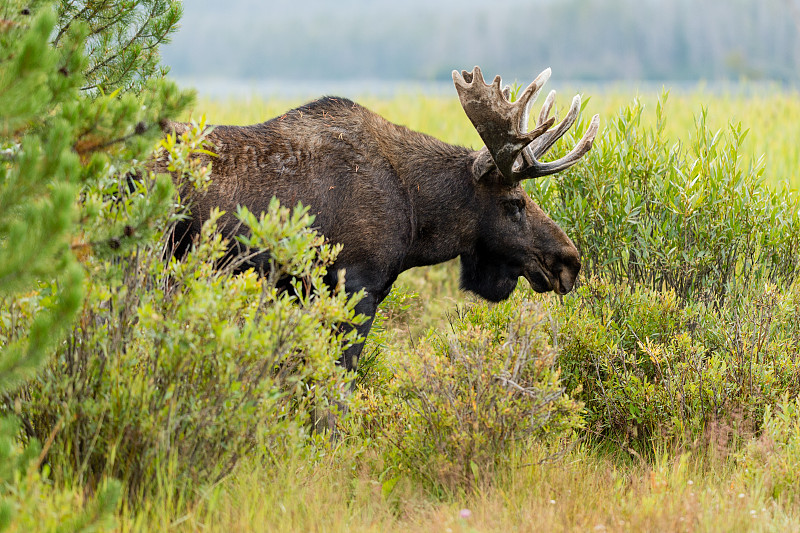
[555,268,576,294]
[554,254,581,295]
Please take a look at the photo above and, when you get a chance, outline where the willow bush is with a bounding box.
[12,125,362,501]
[531,94,800,450]
[353,296,582,495]
[529,92,800,305]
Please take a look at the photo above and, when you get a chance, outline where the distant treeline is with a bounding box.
[163,0,800,82]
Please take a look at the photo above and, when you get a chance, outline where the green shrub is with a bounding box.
[552,278,800,450]
[517,92,800,452]
[529,92,800,304]
[11,124,362,502]
[355,297,582,494]
[737,395,800,503]
[0,415,120,532]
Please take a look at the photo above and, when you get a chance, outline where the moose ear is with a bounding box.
[471,147,496,181]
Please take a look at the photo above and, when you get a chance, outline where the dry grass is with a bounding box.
[122,442,799,532]
[127,87,800,532]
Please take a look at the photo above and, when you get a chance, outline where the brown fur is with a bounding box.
[158,96,581,370]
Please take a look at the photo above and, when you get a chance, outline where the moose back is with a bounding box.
[160,67,600,370]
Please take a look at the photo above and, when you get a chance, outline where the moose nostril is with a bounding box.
[558,270,576,294]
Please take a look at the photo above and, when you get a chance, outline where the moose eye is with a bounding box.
[504,199,525,222]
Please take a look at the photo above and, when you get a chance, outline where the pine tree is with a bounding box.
[0,0,190,528]
[1,1,87,398]
[53,0,183,94]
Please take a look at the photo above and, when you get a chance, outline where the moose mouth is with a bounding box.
[524,269,571,295]
[524,269,552,293]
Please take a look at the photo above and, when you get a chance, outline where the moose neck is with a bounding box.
[379,127,480,271]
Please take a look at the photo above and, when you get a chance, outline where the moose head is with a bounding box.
[453,66,599,302]
[162,66,599,369]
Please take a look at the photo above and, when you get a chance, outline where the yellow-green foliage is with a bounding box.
[738,395,800,503]
[529,94,800,301]
[192,85,800,189]
[552,278,800,448]
[11,124,361,504]
[352,297,582,495]
[8,75,800,532]
[596,88,800,188]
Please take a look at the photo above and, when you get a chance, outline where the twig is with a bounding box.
[33,418,63,471]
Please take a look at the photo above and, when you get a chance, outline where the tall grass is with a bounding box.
[147,86,800,532]
[124,441,800,532]
[190,84,800,189]
[11,86,800,531]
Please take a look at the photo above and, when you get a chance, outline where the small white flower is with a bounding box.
[738,493,746,499]
[549,499,556,505]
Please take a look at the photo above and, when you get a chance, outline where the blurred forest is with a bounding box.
[162,0,800,83]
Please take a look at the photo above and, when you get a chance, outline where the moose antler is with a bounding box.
[453,66,600,184]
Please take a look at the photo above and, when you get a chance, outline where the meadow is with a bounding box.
[105,87,800,531]
[6,83,800,533]
[189,86,800,327]
[192,85,800,188]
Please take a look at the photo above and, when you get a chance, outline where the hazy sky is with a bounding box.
[161,0,800,94]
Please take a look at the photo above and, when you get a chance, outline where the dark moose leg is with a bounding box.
[326,264,389,372]
[340,292,379,371]
[314,268,385,434]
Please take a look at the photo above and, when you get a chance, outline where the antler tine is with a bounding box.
[538,90,557,127]
[519,86,554,140]
[529,94,582,160]
[517,90,601,179]
[515,68,551,126]
[523,113,600,177]
[517,89,557,169]
[453,66,554,183]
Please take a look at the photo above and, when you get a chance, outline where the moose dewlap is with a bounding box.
[160,66,600,370]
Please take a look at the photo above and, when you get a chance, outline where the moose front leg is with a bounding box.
[314,272,384,435]
[327,264,393,372]
[340,292,380,371]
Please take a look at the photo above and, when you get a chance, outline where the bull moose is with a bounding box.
[162,67,600,370]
